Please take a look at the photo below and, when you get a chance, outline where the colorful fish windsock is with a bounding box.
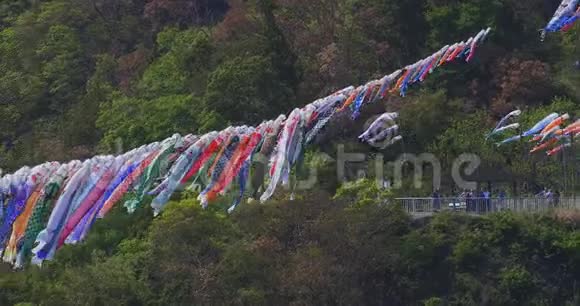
[58,157,122,248]
[359,112,399,142]
[565,125,580,136]
[487,109,522,140]
[260,109,302,203]
[522,113,560,137]
[124,134,184,213]
[540,113,570,136]
[539,126,562,144]
[498,110,522,128]
[228,158,251,214]
[547,142,572,156]
[496,135,522,147]
[493,123,521,136]
[0,29,493,267]
[3,163,58,264]
[530,138,559,154]
[383,135,403,149]
[541,0,580,40]
[76,149,149,240]
[466,28,490,62]
[32,159,93,264]
[15,163,69,268]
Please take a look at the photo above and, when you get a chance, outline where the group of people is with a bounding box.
[536,188,562,206]
[430,187,564,212]
[431,189,505,212]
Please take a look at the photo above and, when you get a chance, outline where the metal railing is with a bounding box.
[395,197,580,216]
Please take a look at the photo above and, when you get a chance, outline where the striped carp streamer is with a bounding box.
[0,29,490,268]
[540,0,580,41]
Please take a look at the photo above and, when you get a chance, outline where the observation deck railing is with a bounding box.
[394,196,580,216]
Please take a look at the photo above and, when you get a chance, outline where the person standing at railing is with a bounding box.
[432,189,441,211]
[474,190,482,213]
[554,190,560,207]
[499,189,506,211]
[483,189,491,213]
[465,190,472,212]
[546,189,554,207]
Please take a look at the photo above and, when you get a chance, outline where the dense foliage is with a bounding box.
[2,181,580,305]
[1,0,580,304]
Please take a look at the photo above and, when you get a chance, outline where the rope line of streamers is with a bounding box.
[0,28,491,268]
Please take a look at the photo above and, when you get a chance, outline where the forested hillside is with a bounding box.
[1,0,580,305]
[3,180,580,305]
[0,0,578,180]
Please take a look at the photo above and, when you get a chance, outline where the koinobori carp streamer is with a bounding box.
[492,110,579,157]
[541,0,580,41]
[0,29,491,268]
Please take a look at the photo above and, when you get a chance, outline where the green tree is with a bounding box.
[138,27,213,97]
[204,55,294,125]
[97,94,197,150]
[37,24,88,111]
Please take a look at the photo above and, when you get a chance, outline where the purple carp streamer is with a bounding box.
[0,29,489,268]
